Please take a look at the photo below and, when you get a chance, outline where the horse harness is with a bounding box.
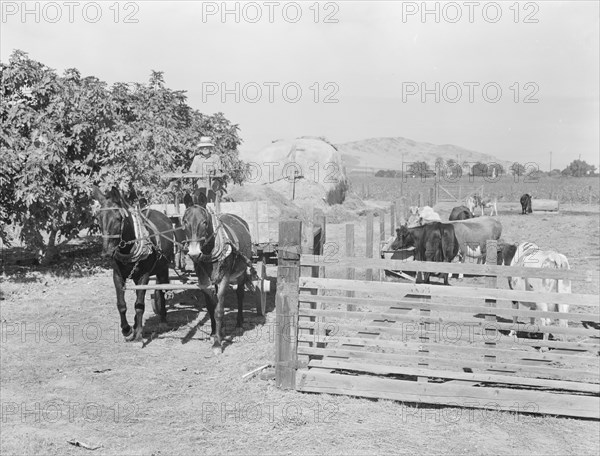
[183,205,253,267]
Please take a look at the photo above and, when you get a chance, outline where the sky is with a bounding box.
[1,0,599,170]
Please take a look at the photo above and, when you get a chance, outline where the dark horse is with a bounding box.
[181,192,255,354]
[93,186,178,341]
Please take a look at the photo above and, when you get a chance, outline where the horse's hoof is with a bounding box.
[125,330,143,342]
[212,345,223,356]
[122,326,132,338]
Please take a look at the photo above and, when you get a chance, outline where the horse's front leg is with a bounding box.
[235,274,245,328]
[212,277,228,355]
[126,272,150,342]
[155,267,169,330]
[113,266,132,338]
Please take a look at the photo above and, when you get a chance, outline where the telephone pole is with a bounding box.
[549,151,552,172]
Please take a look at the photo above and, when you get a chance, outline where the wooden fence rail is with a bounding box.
[275,220,600,419]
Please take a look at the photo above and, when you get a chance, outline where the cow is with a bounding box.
[473,195,498,216]
[448,217,503,277]
[391,222,459,285]
[406,206,442,227]
[449,205,473,221]
[498,242,571,341]
[520,194,532,214]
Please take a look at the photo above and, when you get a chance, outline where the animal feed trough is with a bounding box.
[275,220,600,419]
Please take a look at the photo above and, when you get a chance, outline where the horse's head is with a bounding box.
[182,193,214,262]
[92,186,134,258]
[391,225,411,250]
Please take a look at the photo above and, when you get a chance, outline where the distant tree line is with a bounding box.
[375,157,597,179]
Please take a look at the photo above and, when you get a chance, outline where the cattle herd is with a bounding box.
[385,193,571,340]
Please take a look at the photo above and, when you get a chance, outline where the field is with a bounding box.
[349,175,599,207]
[1,193,599,455]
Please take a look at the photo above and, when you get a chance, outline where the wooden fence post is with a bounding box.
[429,187,435,207]
[366,212,374,281]
[346,224,356,308]
[390,204,396,236]
[485,240,498,367]
[275,220,302,390]
[379,212,386,281]
[318,215,326,278]
[418,193,423,207]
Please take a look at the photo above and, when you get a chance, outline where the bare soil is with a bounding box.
[1,207,599,456]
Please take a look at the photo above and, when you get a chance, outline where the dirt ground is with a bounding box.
[1,204,599,456]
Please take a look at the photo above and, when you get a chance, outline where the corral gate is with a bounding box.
[436,183,483,203]
[275,220,600,419]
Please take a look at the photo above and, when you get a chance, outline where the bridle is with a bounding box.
[95,206,130,248]
[181,205,220,248]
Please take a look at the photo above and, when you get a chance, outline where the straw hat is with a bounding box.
[197,136,214,148]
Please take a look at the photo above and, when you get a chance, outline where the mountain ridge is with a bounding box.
[335,136,513,172]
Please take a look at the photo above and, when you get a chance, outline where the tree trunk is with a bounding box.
[41,228,59,265]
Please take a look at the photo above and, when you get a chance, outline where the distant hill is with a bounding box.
[335,137,512,173]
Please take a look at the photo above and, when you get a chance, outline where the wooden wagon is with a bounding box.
[126,172,274,317]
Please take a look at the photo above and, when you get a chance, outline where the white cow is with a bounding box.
[503,242,571,340]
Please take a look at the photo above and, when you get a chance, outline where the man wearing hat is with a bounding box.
[189,136,224,202]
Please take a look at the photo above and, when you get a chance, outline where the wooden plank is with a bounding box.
[297,336,599,378]
[297,320,600,352]
[296,371,600,419]
[300,255,595,283]
[298,345,600,378]
[299,277,599,308]
[345,224,356,307]
[297,333,599,368]
[366,213,374,281]
[275,220,302,389]
[297,307,596,338]
[297,295,600,324]
[307,359,600,393]
[126,284,203,291]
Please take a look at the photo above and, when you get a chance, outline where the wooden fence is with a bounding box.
[436,183,483,203]
[275,219,600,419]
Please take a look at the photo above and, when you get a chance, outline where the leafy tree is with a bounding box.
[0,51,245,262]
[444,158,460,178]
[471,162,488,177]
[562,159,596,177]
[510,162,526,176]
[488,163,503,177]
[408,161,431,178]
[434,157,445,170]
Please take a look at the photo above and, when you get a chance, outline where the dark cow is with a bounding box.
[449,205,473,221]
[520,194,532,214]
[391,222,459,285]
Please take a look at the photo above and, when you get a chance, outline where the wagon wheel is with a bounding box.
[254,260,268,316]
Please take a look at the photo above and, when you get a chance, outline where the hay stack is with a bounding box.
[242,137,349,205]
